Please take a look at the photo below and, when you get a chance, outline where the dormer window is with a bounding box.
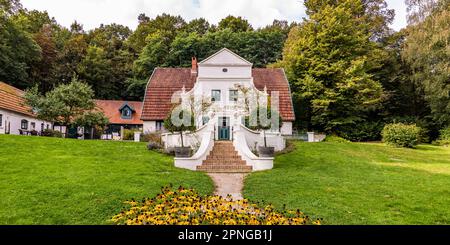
[119,103,134,119]
[122,108,131,119]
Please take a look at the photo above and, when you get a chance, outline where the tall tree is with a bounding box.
[127,14,186,53]
[185,18,212,35]
[218,15,253,32]
[77,45,113,99]
[0,10,41,89]
[277,0,390,132]
[403,0,450,126]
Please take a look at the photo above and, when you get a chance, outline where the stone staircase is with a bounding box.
[196,141,253,173]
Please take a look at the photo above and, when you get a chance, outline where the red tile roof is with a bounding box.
[0,82,35,117]
[141,68,295,121]
[95,100,143,125]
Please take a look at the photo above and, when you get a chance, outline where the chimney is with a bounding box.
[191,57,198,74]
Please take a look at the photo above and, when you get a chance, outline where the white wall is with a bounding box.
[198,66,252,79]
[143,121,156,133]
[0,109,51,135]
[280,122,293,135]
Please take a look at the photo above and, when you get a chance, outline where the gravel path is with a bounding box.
[207,173,247,200]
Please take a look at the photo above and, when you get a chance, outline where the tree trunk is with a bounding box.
[180,131,184,148]
[263,130,267,147]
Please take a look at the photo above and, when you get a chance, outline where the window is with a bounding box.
[222,68,228,73]
[211,90,221,102]
[156,121,164,131]
[31,122,36,130]
[229,89,238,102]
[121,108,132,119]
[21,119,28,130]
[0,114,2,127]
[41,123,44,132]
[202,116,210,125]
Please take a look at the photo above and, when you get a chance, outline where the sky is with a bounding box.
[21,0,408,31]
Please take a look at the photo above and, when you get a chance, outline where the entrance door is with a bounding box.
[218,117,230,140]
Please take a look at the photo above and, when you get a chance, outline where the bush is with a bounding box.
[434,127,450,146]
[382,123,422,148]
[336,121,384,142]
[122,129,140,141]
[323,135,350,143]
[41,129,63,138]
[112,186,321,225]
[140,132,162,144]
[147,142,162,151]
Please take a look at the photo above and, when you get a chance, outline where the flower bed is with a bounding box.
[112,186,320,225]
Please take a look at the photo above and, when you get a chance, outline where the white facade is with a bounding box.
[144,48,295,172]
[0,109,52,135]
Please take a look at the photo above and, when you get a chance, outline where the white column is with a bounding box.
[307,132,315,142]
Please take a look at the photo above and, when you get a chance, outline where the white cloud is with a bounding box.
[20,0,407,31]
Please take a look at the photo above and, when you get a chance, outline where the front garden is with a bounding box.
[1,134,449,225]
[0,135,213,224]
[244,141,450,224]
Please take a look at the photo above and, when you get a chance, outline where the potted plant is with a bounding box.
[246,105,282,157]
[164,107,196,157]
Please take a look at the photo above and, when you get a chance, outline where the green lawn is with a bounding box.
[244,141,450,225]
[0,135,213,225]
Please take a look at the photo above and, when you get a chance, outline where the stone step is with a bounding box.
[198,141,252,173]
[208,153,240,158]
[197,165,252,173]
[206,156,242,160]
[202,160,247,165]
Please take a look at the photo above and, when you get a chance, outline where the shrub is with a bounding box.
[382,123,422,148]
[41,129,63,138]
[122,129,140,141]
[141,132,162,144]
[112,186,321,225]
[434,127,450,146]
[147,142,162,151]
[323,135,350,143]
[336,121,384,142]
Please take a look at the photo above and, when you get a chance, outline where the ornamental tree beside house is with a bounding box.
[163,106,196,157]
[247,105,283,157]
[24,76,108,138]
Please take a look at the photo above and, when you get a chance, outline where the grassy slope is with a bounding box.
[244,142,450,225]
[0,135,213,225]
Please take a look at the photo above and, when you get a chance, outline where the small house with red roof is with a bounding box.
[0,82,52,135]
[94,100,143,139]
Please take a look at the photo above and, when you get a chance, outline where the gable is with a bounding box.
[199,48,252,66]
[119,103,135,112]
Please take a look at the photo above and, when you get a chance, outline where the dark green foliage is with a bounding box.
[41,129,63,138]
[24,77,98,126]
[336,121,384,142]
[277,0,388,132]
[434,127,450,146]
[0,11,41,89]
[382,123,422,148]
[218,15,253,32]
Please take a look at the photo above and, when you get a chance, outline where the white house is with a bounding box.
[0,82,52,135]
[140,48,296,172]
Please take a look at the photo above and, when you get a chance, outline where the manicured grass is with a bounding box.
[0,135,213,225]
[244,141,450,225]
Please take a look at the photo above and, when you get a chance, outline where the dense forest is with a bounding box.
[0,0,449,140]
